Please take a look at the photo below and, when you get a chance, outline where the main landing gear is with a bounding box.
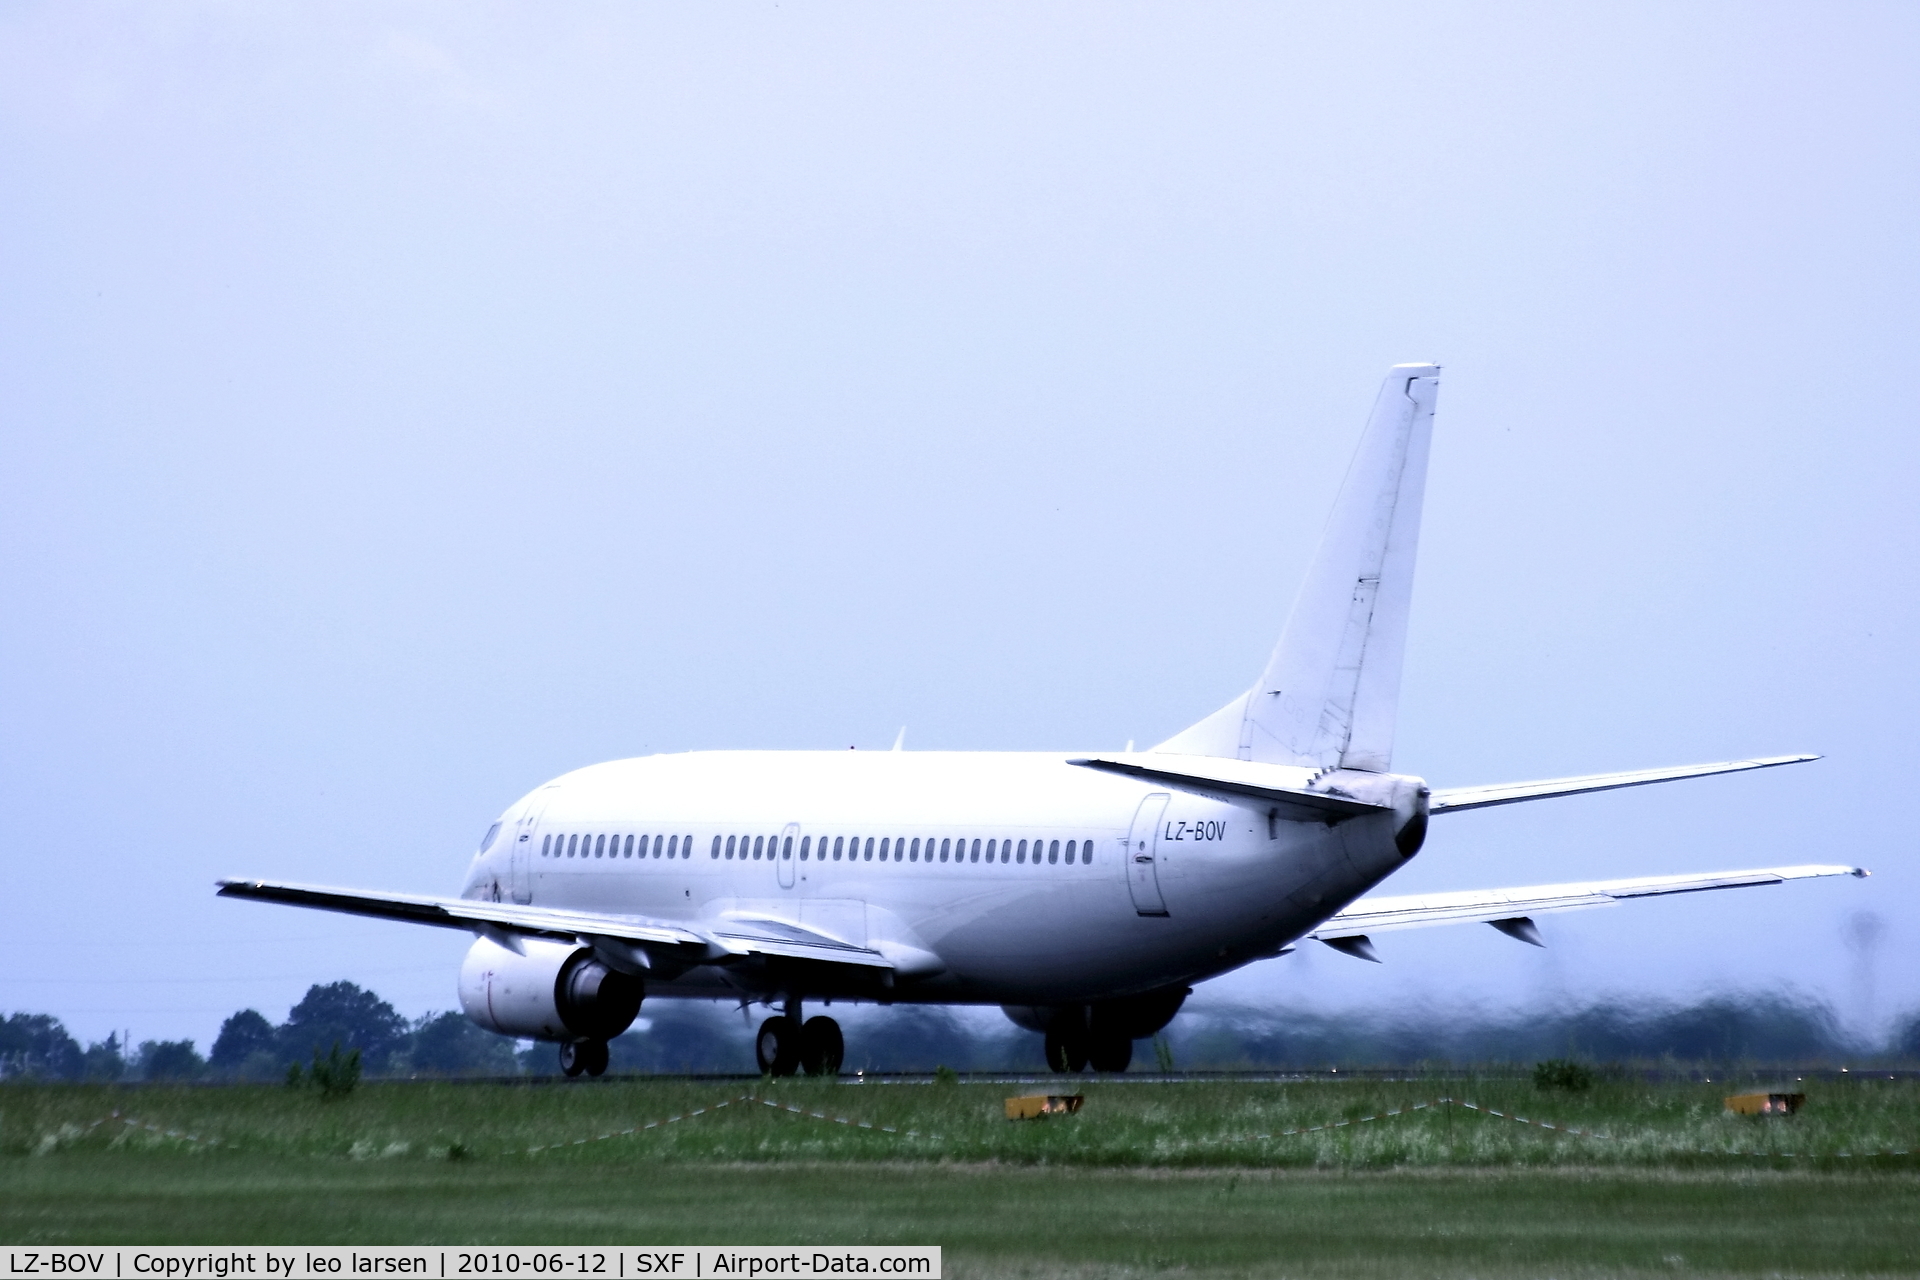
[559,1039,609,1078]
[1045,1026,1132,1074]
[756,1000,844,1077]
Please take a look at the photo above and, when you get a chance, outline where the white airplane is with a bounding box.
[220,363,1865,1078]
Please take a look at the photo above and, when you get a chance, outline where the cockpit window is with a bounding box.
[479,823,503,853]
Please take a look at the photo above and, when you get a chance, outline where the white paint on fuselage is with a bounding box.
[461,750,1416,1005]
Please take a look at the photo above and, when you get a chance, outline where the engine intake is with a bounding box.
[459,936,643,1042]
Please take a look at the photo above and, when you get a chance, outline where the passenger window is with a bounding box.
[800,836,812,860]
[1084,839,1094,864]
[711,835,721,859]
[1015,839,1026,864]
[783,836,793,859]
[985,839,995,862]
[753,835,764,860]
[879,837,890,860]
[541,834,551,857]
[906,839,917,863]
[595,834,605,858]
[1048,839,1059,864]
[861,837,871,861]
[833,836,844,861]
[1064,839,1075,863]
[566,833,577,858]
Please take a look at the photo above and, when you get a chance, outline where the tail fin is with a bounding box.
[1155,363,1440,770]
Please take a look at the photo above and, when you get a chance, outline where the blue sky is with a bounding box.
[2,2,1916,1053]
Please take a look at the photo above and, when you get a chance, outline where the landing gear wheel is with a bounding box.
[1044,1027,1089,1073]
[558,1041,585,1077]
[580,1039,610,1077]
[1087,1033,1133,1073]
[755,1016,801,1076]
[799,1016,844,1076]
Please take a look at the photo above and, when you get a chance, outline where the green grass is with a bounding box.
[4,1076,1914,1167]
[3,1078,1918,1276]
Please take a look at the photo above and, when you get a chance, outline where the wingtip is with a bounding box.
[1853,867,1871,878]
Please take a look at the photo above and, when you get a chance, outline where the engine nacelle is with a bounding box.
[459,936,643,1042]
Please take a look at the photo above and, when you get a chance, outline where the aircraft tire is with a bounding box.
[756,1015,801,1077]
[1044,1027,1089,1073]
[559,1041,586,1077]
[800,1016,844,1076]
[580,1039,610,1077]
[1087,1033,1132,1073]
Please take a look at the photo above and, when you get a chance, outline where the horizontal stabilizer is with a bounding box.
[1312,863,1865,939]
[1430,755,1818,814]
[1066,756,1387,823]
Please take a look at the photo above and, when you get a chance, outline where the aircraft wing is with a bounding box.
[1312,863,1867,941]
[1429,755,1817,813]
[215,878,892,969]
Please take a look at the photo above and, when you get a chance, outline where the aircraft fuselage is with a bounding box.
[460,749,1423,1006]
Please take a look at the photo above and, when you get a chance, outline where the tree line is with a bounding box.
[8,987,1920,1080]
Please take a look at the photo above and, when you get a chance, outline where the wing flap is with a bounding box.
[711,916,892,969]
[1429,755,1818,814]
[1313,863,1865,938]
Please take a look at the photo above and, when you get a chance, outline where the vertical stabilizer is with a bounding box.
[1155,363,1439,770]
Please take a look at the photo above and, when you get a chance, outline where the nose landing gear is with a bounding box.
[559,1039,610,1078]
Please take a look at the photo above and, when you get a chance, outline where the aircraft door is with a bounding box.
[777,822,799,889]
[510,787,556,905]
[1125,793,1171,916]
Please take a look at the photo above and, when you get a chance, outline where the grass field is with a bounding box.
[4,1076,1918,1276]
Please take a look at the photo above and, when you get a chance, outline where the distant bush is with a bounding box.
[305,1042,362,1099]
[0,1013,83,1080]
[1532,1059,1595,1092]
[280,983,407,1074]
[81,1033,127,1082]
[138,1039,206,1082]
[210,1010,278,1077]
[403,1011,521,1077]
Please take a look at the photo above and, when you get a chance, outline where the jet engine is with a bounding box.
[458,935,643,1042]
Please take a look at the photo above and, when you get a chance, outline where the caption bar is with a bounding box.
[2,1251,939,1280]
